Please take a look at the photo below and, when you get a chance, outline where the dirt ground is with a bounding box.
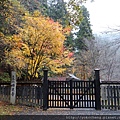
[0,101,39,115]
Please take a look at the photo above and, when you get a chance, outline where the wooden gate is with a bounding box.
[48,80,95,109]
[42,69,101,110]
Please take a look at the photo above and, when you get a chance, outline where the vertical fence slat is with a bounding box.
[110,86,113,109]
[117,86,120,110]
[81,81,83,107]
[107,86,110,109]
[70,79,73,109]
[113,86,116,110]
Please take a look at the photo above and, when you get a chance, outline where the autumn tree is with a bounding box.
[0,0,28,35]
[0,0,92,81]
[0,0,29,80]
[0,0,28,65]
[5,11,73,80]
[0,33,6,65]
[18,0,89,52]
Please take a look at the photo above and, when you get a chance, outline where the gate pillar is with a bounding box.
[94,69,101,110]
[43,69,48,111]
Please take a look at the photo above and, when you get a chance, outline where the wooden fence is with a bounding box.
[0,78,120,110]
[0,82,43,107]
[100,81,120,110]
[0,83,10,102]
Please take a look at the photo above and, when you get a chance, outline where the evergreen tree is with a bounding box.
[65,32,75,51]
[18,0,48,15]
[75,5,94,51]
[47,0,75,50]
[47,0,68,26]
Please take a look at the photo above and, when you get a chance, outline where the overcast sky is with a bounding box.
[85,0,120,34]
[64,0,120,34]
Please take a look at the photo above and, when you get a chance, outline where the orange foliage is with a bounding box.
[5,11,73,79]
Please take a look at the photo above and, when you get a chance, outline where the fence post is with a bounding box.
[94,69,101,110]
[43,69,48,111]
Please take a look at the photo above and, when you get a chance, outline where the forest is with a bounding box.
[0,0,119,81]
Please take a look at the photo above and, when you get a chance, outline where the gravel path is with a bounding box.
[16,108,120,115]
[6,108,118,120]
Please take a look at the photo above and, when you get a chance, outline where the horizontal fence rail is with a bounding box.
[100,81,120,110]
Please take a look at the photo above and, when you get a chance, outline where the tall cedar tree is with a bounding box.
[75,5,94,51]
